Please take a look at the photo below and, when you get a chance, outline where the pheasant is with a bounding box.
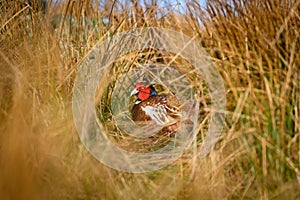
[130,82,181,136]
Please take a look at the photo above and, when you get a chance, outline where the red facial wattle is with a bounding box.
[137,87,151,100]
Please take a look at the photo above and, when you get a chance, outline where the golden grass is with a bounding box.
[0,0,299,199]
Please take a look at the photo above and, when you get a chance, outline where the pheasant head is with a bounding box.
[130,81,158,101]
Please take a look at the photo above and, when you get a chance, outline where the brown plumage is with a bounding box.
[130,82,181,136]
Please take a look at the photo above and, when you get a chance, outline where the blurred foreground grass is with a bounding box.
[0,0,299,199]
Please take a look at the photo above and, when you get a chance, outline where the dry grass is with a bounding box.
[0,0,299,199]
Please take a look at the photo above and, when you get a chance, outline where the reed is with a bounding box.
[0,0,299,199]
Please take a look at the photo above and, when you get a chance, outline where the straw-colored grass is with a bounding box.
[0,0,299,199]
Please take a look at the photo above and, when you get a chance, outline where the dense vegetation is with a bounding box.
[0,0,299,199]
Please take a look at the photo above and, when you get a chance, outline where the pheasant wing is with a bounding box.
[141,105,170,126]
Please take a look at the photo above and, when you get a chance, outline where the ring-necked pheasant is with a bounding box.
[130,81,181,136]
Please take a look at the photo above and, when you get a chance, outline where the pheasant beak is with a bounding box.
[130,88,139,96]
